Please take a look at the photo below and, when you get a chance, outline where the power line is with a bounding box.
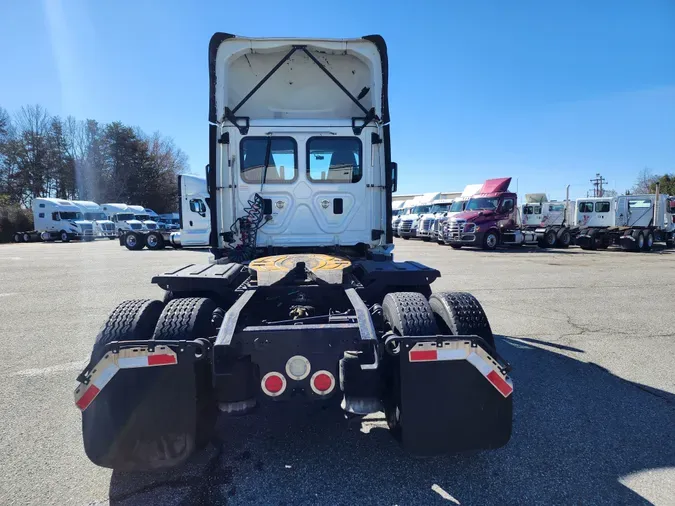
[589,173,607,197]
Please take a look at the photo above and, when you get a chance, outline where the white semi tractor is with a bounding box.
[70,201,117,239]
[14,198,95,243]
[573,188,675,251]
[120,174,211,250]
[100,203,147,235]
[397,192,441,239]
[416,199,456,241]
[76,33,512,472]
[126,205,159,230]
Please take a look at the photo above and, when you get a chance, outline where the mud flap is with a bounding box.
[398,337,512,455]
[79,348,199,471]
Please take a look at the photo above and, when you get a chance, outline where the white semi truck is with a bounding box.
[76,33,512,472]
[573,187,675,251]
[126,205,159,230]
[70,201,117,239]
[119,174,211,250]
[429,184,481,243]
[14,198,95,243]
[392,199,415,237]
[100,203,147,235]
[398,192,441,239]
[416,199,456,241]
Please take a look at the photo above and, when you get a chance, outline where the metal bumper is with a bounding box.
[399,228,418,238]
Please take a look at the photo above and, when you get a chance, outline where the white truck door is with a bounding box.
[576,201,595,227]
[232,126,373,248]
[182,196,210,245]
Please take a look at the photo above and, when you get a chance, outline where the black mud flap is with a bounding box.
[575,235,591,248]
[398,337,513,455]
[80,350,199,471]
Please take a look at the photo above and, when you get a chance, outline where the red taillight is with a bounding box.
[310,370,335,395]
[261,372,286,396]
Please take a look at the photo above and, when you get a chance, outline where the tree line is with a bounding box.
[631,168,675,196]
[0,104,188,213]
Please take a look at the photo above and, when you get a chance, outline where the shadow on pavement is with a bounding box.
[109,335,674,505]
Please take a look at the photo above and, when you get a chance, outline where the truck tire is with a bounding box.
[152,298,219,448]
[632,230,645,252]
[482,230,499,251]
[643,231,654,252]
[145,231,165,250]
[428,292,495,349]
[124,231,145,250]
[60,230,70,243]
[422,237,431,242]
[382,292,437,442]
[23,233,31,242]
[587,230,599,250]
[90,299,165,369]
[542,229,557,248]
[402,236,410,240]
[556,229,571,248]
[13,233,22,243]
[382,292,438,337]
[450,244,462,249]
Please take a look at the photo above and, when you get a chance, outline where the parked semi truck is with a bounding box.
[71,201,117,239]
[75,33,513,472]
[100,203,147,235]
[120,174,211,250]
[398,192,441,239]
[573,187,675,251]
[14,198,95,243]
[416,199,455,241]
[392,199,414,237]
[432,184,482,243]
[442,178,573,250]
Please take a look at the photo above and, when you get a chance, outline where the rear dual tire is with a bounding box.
[145,231,165,250]
[124,231,145,250]
[381,291,494,442]
[83,297,219,471]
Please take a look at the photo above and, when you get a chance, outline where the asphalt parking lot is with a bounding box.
[1,239,673,505]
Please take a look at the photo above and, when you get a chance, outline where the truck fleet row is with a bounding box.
[394,177,675,252]
[13,175,211,250]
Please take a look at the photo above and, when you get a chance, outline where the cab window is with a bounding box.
[523,205,541,215]
[189,199,206,216]
[578,202,593,213]
[307,137,362,183]
[595,201,611,213]
[52,212,60,221]
[549,204,564,212]
[240,137,297,184]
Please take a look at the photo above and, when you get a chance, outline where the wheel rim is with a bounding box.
[647,234,653,247]
[563,232,570,244]
[127,236,137,247]
[638,235,644,248]
[61,233,68,241]
[487,234,497,248]
[147,235,157,247]
[547,232,556,245]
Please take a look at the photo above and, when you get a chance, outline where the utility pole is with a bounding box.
[589,173,607,197]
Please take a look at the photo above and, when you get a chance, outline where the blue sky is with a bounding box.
[1,0,673,200]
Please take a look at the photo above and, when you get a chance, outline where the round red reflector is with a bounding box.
[264,375,284,393]
[313,373,333,392]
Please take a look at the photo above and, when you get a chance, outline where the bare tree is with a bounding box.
[632,167,657,194]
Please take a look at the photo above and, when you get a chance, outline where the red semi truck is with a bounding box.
[441,178,572,250]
